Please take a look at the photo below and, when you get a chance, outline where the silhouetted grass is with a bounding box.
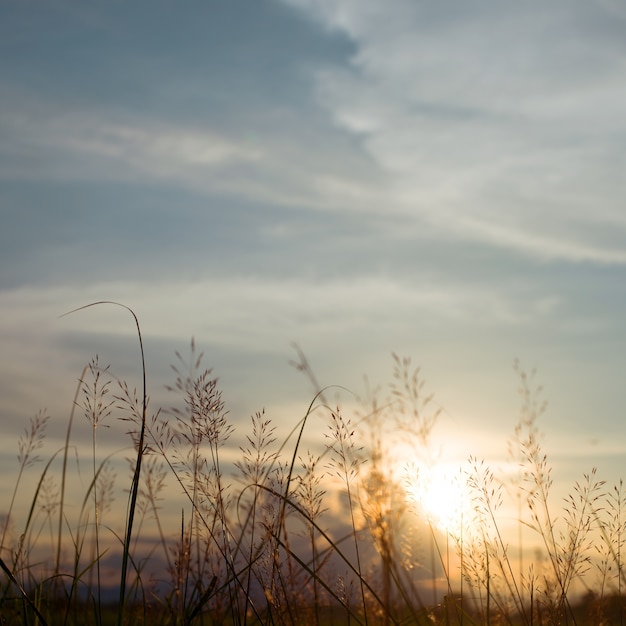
[0,303,624,625]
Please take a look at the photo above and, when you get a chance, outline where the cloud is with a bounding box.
[0,88,387,218]
[0,272,566,475]
[278,0,626,264]
[0,99,260,180]
[1,271,559,342]
[8,0,626,268]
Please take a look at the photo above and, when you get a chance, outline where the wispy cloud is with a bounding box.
[0,273,562,352]
[279,0,626,263]
[0,90,387,216]
[0,99,260,179]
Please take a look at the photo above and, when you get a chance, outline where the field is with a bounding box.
[0,304,624,626]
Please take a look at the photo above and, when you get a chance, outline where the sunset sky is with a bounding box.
[2,0,626,532]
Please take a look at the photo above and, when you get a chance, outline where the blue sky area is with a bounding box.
[2,0,626,522]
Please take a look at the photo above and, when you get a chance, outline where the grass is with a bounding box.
[0,302,625,625]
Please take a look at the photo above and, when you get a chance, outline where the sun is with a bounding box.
[405,463,468,535]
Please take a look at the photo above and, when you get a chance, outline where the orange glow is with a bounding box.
[405,464,468,536]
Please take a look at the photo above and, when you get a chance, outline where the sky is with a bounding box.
[2,0,626,571]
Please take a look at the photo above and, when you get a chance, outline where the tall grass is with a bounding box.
[0,304,624,625]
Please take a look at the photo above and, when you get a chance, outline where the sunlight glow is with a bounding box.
[406,464,467,535]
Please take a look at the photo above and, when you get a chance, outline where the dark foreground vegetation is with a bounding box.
[1,303,625,625]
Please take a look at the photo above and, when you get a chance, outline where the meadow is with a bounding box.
[0,302,623,625]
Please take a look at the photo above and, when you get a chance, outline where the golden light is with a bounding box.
[406,463,467,535]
